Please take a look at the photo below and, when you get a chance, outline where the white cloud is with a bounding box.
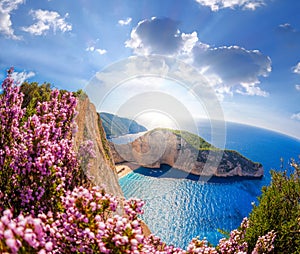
[291,112,300,121]
[126,25,147,54]
[95,49,107,55]
[86,46,95,52]
[181,32,198,54]
[118,17,132,26]
[21,9,72,35]
[195,0,267,11]
[236,82,269,97]
[0,0,24,39]
[292,62,300,74]
[279,23,293,31]
[295,84,300,91]
[85,46,107,55]
[193,45,271,94]
[126,17,271,98]
[125,17,182,55]
[11,70,35,84]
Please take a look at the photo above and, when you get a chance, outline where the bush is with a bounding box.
[245,162,300,253]
[0,68,83,216]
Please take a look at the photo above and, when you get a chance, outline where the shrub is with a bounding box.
[245,161,300,253]
[0,68,83,216]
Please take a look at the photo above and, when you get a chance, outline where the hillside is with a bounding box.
[100,112,147,138]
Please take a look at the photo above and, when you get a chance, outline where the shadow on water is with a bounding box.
[133,164,263,183]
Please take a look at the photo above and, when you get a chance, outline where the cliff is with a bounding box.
[73,95,123,197]
[110,128,263,178]
[73,96,152,235]
[100,112,147,138]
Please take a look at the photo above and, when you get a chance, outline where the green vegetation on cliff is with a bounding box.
[100,112,147,138]
[168,128,261,166]
[170,129,216,150]
[245,162,300,253]
[97,113,114,164]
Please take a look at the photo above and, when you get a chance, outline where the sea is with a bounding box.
[115,121,300,249]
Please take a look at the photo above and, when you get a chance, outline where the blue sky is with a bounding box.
[0,0,300,139]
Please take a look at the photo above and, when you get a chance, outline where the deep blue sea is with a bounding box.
[118,122,300,248]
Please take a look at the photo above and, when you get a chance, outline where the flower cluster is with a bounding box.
[0,209,49,253]
[217,217,276,254]
[0,68,81,216]
[218,218,249,253]
[252,230,276,254]
[37,186,146,253]
[0,188,277,254]
[186,238,218,253]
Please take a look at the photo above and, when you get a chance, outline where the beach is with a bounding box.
[116,162,140,178]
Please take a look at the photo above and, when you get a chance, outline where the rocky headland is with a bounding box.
[110,128,264,178]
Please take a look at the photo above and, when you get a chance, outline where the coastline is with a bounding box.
[116,162,140,178]
[116,163,264,181]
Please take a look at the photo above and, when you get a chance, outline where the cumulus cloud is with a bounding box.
[295,84,300,91]
[195,0,267,11]
[193,45,271,95]
[118,17,132,26]
[21,9,72,35]
[291,112,300,121]
[125,17,182,55]
[181,32,198,58]
[86,46,107,55]
[0,0,24,39]
[126,17,271,97]
[292,62,300,74]
[11,70,35,84]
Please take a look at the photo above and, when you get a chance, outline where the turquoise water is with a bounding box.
[119,122,300,248]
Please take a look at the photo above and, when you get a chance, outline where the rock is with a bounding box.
[110,128,263,178]
[73,95,124,197]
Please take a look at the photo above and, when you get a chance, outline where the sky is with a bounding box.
[0,0,300,139]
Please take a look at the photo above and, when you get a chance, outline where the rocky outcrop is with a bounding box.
[110,128,263,178]
[73,95,123,197]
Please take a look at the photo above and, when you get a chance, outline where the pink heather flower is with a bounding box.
[252,230,276,254]
[45,241,53,251]
[5,238,18,253]
[0,69,81,216]
[135,234,144,243]
[1,215,10,226]
[3,209,13,219]
[4,229,14,239]
[131,220,139,228]
[130,238,138,246]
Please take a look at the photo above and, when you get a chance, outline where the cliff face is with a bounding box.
[73,95,123,197]
[110,128,263,178]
